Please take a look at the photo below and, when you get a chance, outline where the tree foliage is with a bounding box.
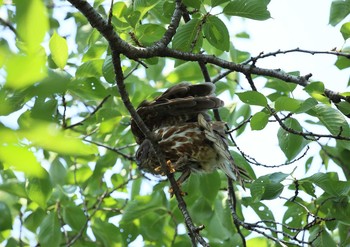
[0,0,350,246]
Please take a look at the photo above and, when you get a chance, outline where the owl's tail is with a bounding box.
[198,114,250,188]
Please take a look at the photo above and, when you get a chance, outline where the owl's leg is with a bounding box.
[169,157,191,197]
[154,160,176,175]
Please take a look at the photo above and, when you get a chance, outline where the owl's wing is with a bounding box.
[197,114,251,188]
[131,83,223,144]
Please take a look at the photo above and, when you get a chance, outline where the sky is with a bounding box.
[231,0,348,177]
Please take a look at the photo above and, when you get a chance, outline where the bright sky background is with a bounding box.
[232,0,348,178]
[226,0,350,240]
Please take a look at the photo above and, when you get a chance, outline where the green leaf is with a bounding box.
[277,118,306,160]
[172,18,203,52]
[166,62,206,82]
[310,226,337,247]
[341,22,350,40]
[190,197,213,222]
[24,208,46,232]
[199,171,221,202]
[92,219,121,246]
[329,0,350,26]
[182,0,201,9]
[19,121,97,156]
[203,15,230,51]
[335,55,350,69]
[62,205,87,231]
[49,31,68,69]
[295,97,318,114]
[242,197,276,230]
[250,172,288,201]
[134,0,161,19]
[15,0,49,54]
[49,158,67,185]
[26,170,52,208]
[247,238,269,247]
[103,55,115,83]
[121,191,166,223]
[0,144,46,178]
[282,202,305,233]
[38,212,61,247]
[275,96,301,112]
[0,202,12,230]
[305,172,350,196]
[223,0,271,21]
[236,91,268,106]
[265,77,297,93]
[5,53,47,89]
[250,111,269,130]
[135,24,166,46]
[336,101,350,116]
[314,104,350,137]
[76,59,104,78]
[304,81,325,94]
[0,181,27,198]
[211,0,230,7]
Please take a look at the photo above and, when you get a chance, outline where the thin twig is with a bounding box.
[65,95,111,129]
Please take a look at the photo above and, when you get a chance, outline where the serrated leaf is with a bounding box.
[314,104,350,137]
[203,15,230,51]
[103,55,115,83]
[135,24,166,46]
[223,0,271,21]
[38,212,61,247]
[49,31,68,69]
[275,96,301,112]
[172,18,203,52]
[277,118,305,160]
[236,91,268,106]
[250,111,269,130]
[305,172,350,196]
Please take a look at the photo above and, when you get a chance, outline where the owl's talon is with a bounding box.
[166,160,176,173]
[169,184,187,197]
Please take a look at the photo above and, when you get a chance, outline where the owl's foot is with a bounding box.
[169,182,187,197]
[154,160,176,175]
[169,169,191,197]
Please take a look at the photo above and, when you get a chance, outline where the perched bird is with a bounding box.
[131,83,250,186]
